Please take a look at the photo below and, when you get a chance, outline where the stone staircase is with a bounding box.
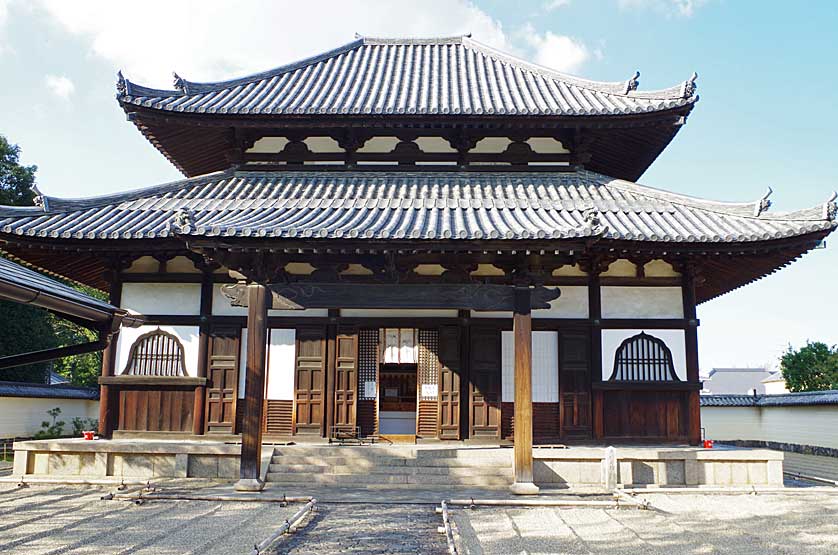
[265,445,513,487]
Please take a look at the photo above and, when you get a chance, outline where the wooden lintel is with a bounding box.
[220,282,560,311]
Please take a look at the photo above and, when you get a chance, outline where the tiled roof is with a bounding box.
[117,36,698,117]
[701,390,838,407]
[0,255,117,314]
[0,380,99,400]
[1,170,834,243]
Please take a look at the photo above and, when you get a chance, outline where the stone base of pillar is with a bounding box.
[510,481,540,495]
[234,478,265,492]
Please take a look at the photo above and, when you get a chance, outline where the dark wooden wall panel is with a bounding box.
[357,400,377,437]
[116,386,193,432]
[602,390,689,441]
[264,399,293,436]
[294,326,326,436]
[501,402,561,444]
[417,400,438,439]
[559,330,592,439]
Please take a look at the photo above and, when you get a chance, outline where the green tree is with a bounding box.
[0,135,57,383]
[0,135,106,386]
[780,341,838,392]
[0,135,37,205]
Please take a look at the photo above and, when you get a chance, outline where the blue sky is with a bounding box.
[1,0,836,373]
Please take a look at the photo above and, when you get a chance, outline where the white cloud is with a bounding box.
[521,26,590,74]
[35,0,513,88]
[44,74,74,98]
[618,0,708,17]
[543,0,571,11]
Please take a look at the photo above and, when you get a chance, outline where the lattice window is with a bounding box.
[358,329,379,400]
[609,332,679,382]
[418,329,439,401]
[123,329,186,377]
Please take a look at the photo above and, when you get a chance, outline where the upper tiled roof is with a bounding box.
[701,390,838,407]
[117,36,698,117]
[0,255,117,314]
[1,170,834,244]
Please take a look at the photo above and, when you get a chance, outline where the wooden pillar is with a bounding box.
[682,268,702,445]
[589,270,604,440]
[193,270,213,435]
[458,309,470,440]
[511,287,539,495]
[324,309,338,438]
[98,277,122,438]
[235,283,269,491]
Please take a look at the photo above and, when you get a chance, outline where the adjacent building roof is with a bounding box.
[701,390,838,407]
[0,255,123,322]
[118,36,698,118]
[0,380,99,401]
[2,170,833,244]
[702,367,776,395]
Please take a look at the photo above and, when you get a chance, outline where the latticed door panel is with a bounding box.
[417,329,440,439]
[559,330,592,438]
[334,330,358,428]
[205,329,239,434]
[469,326,501,438]
[294,326,326,435]
[357,329,379,437]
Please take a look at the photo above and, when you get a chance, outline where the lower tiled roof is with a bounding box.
[0,381,99,400]
[701,390,838,407]
[0,170,834,244]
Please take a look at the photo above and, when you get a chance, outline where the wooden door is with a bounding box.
[559,330,592,439]
[205,328,239,434]
[437,326,461,439]
[333,329,358,428]
[294,326,326,435]
[469,326,501,439]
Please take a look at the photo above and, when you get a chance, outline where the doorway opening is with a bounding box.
[379,362,417,439]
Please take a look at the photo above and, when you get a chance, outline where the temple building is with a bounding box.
[1,36,835,492]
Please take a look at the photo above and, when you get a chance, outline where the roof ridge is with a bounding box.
[22,169,235,214]
[600,173,835,222]
[117,35,697,102]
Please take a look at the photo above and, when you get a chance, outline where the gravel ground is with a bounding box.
[453,490,838,554]
[0,484,303,555]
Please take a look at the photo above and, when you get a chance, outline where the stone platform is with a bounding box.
[11,439,784,487]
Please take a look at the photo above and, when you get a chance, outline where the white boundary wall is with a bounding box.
[701,405,838,451]
[1,397,98,438]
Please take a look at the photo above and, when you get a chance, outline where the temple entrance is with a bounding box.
[379,363,417,440]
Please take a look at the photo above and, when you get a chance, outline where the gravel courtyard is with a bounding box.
[452,490,838,554]
[1,482,837,554]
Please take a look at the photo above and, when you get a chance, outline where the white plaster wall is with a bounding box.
[600,286,683,319]
[115,325,200,377]
[601,329,687,381]
[266,329,295,401]
[533,286,589,319]
[0,397,98,438]
[212,284,327,317]
[501,331,558,403]
[701,405,838,451]
[121,283,201,315]
[340,309,458,318]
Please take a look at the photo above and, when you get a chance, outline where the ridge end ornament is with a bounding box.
[116,70,127,96]
[682,72,698,98]
[754,187,773,216]
[825,191,838,221]
[172,72,187,93]
[625,70,640,93]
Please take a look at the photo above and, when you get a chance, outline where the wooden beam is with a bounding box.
[682,268,702,446]
[221,282,561,311]
[511,287,539,495]
[99,278,122,438]
[193,270,213,435]
[235,283,269,492]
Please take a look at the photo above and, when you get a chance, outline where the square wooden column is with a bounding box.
[193,269,213,435]
[511,287,539,495]
[98,277,122,438]
[682,268,702,446]
[235,283,269,492]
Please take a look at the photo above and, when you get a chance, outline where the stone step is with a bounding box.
[265,472,512,487]
[267,463,510,476]
[270,455,511,468]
